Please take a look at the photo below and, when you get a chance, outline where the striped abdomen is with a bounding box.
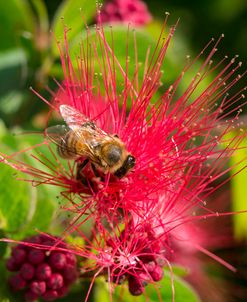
[57,130,80,159]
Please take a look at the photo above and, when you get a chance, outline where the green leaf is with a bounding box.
[0,49,28,97]
[54,281,93,302]
[0,119,7,137]
[0,127,58,237]
[95,278,111,301]
[20,186,56,235]
[0,0,35,51]
[95,268,201,302]
[0,128,19,151]
[209,0,247,21]
[147,269,201,302]
[229,132,247,240]
[29,0,49,33]
[0,260,11,301]
[0,91,25,118]
[51,0,96,56]
[0,165,31,234]
[0,230,7,258]
[169,264,190,277]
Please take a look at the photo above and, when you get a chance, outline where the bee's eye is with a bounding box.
[106,145,122,165]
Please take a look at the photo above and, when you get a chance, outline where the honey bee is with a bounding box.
[46,105,135,178]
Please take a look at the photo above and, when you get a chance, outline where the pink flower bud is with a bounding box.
[20,263,35,280]
[65,253,76,266]
[36,263,52,280]
[49,252,67,270]
[9,274,26,290]
[144,261,156,272]
[12,247,27,264]
[150,265,164,282]
[28,249,45,265]
[42,290,58,301]
[30,280,46,295]
[6,258,19,272]
[138,272,150,286]
[128,276,144,296]
[62,264,78,283]
[47,273,64,290]
[140,247,155,262]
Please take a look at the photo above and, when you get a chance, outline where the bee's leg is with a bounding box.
[76,159,89,180]
[91,163,100,178]
[76,159,94,188]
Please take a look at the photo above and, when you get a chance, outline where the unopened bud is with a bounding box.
[30,280,46,295]
[47,273,64,290]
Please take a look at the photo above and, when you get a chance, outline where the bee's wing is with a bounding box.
[59,105,92,130]
[59,104,109,137]
[45,125,70,145]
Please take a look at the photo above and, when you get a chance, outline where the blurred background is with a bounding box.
[0,0,246,301]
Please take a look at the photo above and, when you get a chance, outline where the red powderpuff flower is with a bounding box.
[98,0,152,26]
[1,15,247,300]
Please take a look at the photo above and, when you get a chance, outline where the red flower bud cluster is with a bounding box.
[6,235,78,301]
[98,0,152,26]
